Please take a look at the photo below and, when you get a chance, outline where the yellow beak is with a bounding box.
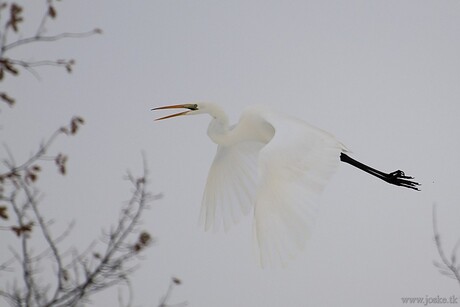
[151,104,197,121]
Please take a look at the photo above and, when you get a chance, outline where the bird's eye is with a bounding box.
[193,104,198,110]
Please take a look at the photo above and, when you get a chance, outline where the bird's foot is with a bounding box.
[388,170,420,191]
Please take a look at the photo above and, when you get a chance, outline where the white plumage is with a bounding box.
[153,102,418,267]
[155,103,345,267]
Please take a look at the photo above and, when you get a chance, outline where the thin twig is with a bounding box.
[8,59,73,67]
[158,278,187,307]
[117,278,134,307]
[6,58,74,80]
[432,204,460,287]
[35,0,52,37]
[2,29,100,52]
[20,178,66,302]
[42,161,152,307]
[31,221,75,262]
[0,289,17,307]
[0,128,62,178]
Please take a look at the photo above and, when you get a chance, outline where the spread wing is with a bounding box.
[199,141,264,232]
[253,110,344,267]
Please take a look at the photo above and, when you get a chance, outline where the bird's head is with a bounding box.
[152,102,214,120]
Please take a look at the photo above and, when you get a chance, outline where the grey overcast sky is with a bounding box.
[2,0,460,306]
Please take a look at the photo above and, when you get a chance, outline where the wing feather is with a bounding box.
[252,110,344,267]
[200,141,263,232]
[199,106,344,267]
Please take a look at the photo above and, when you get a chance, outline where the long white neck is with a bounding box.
[202,103,273,146]
[205,103,234,146]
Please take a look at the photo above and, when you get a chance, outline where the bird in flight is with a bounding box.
[153,103,420,267]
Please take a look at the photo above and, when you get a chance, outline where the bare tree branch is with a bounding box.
[2,29,101,52]
[0,1,101,107]
[432,204,460,287]
[45,164,155,307]
[19,178,66,301]
[0,116,83,179]
[0,1,186,305]
[1,139,163,306]
[158,278,187,307]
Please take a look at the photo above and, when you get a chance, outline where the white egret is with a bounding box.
[152,103,419,267]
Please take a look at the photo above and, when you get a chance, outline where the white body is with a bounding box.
[197,104,346,267]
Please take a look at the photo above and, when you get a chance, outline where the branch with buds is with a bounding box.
[0,0,101,107]
[0,119,168,306]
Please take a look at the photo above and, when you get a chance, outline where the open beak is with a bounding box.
[151,104,197,121]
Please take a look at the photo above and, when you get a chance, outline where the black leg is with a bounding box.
[340,153,420,191]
